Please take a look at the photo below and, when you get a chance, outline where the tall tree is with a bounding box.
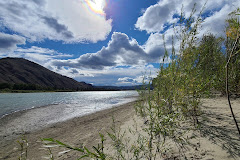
[225,8,240,136]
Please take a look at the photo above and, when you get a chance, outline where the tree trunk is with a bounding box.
[226,34,240,136]
[226,64,240,136]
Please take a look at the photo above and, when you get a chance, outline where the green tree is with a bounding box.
[196,34,225,93]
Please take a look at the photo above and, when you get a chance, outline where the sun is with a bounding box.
[84,0,106,15]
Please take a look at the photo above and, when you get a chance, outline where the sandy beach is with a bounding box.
[0,101,137,160]
[108,97,240,160]
[0,97,240,160]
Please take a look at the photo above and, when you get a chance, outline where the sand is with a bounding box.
[0,97,240,160]
[108,97,240,160]
[0,102,137,160]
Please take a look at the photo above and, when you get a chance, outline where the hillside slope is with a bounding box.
[0,57,93,90]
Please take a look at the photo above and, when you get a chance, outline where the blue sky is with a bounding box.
[0,0,239,86]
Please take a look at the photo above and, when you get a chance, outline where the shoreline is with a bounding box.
[0,97,138,142]
[0,101,137,160]
[1,97,239,159]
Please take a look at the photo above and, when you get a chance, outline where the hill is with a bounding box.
[0,57,93,91]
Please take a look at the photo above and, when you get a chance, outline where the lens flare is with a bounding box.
[84,0,107,15]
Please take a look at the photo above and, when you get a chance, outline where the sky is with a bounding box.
[0,0,239,86]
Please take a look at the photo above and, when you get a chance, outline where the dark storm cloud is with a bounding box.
[71,69,79,74]
[0,33,26,52]
[42,16,74,39]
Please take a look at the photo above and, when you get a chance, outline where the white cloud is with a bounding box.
[135,1,176,33]
[118,77,137,84]
[0,31,160,86]
[50,66,95,78]
[0,46,73,68]
[70,64,158,86]
[50,32,167,70]
[2,0,238,86]
[0,0,112,43]
[135,0,240,62]
[200,4,238,37]
[135,0,240,36]
[117,75,154,85]
[142,26,180,63]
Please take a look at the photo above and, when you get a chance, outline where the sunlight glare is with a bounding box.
[84,0,106,15]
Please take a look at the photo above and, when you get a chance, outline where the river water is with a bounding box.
[0,91,138,138]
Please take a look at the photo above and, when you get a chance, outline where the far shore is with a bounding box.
[0,97,240,160]
[0,89,126,93]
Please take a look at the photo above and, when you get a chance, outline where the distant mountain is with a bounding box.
[0,57,94,91]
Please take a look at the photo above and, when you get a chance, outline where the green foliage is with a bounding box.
[17,136,28,160]
[0,83,47,91]
[226,8,240,95]
[0,83,12,89]
[196,34,225,93]
[13,84,38,90]
[42,134,107,160]
[107,117,126,159]
[134,3,229,158]
[225,8,240,135]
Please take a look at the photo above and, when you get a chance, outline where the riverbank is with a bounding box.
[1,97,240,160]
[0,101,137,159]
